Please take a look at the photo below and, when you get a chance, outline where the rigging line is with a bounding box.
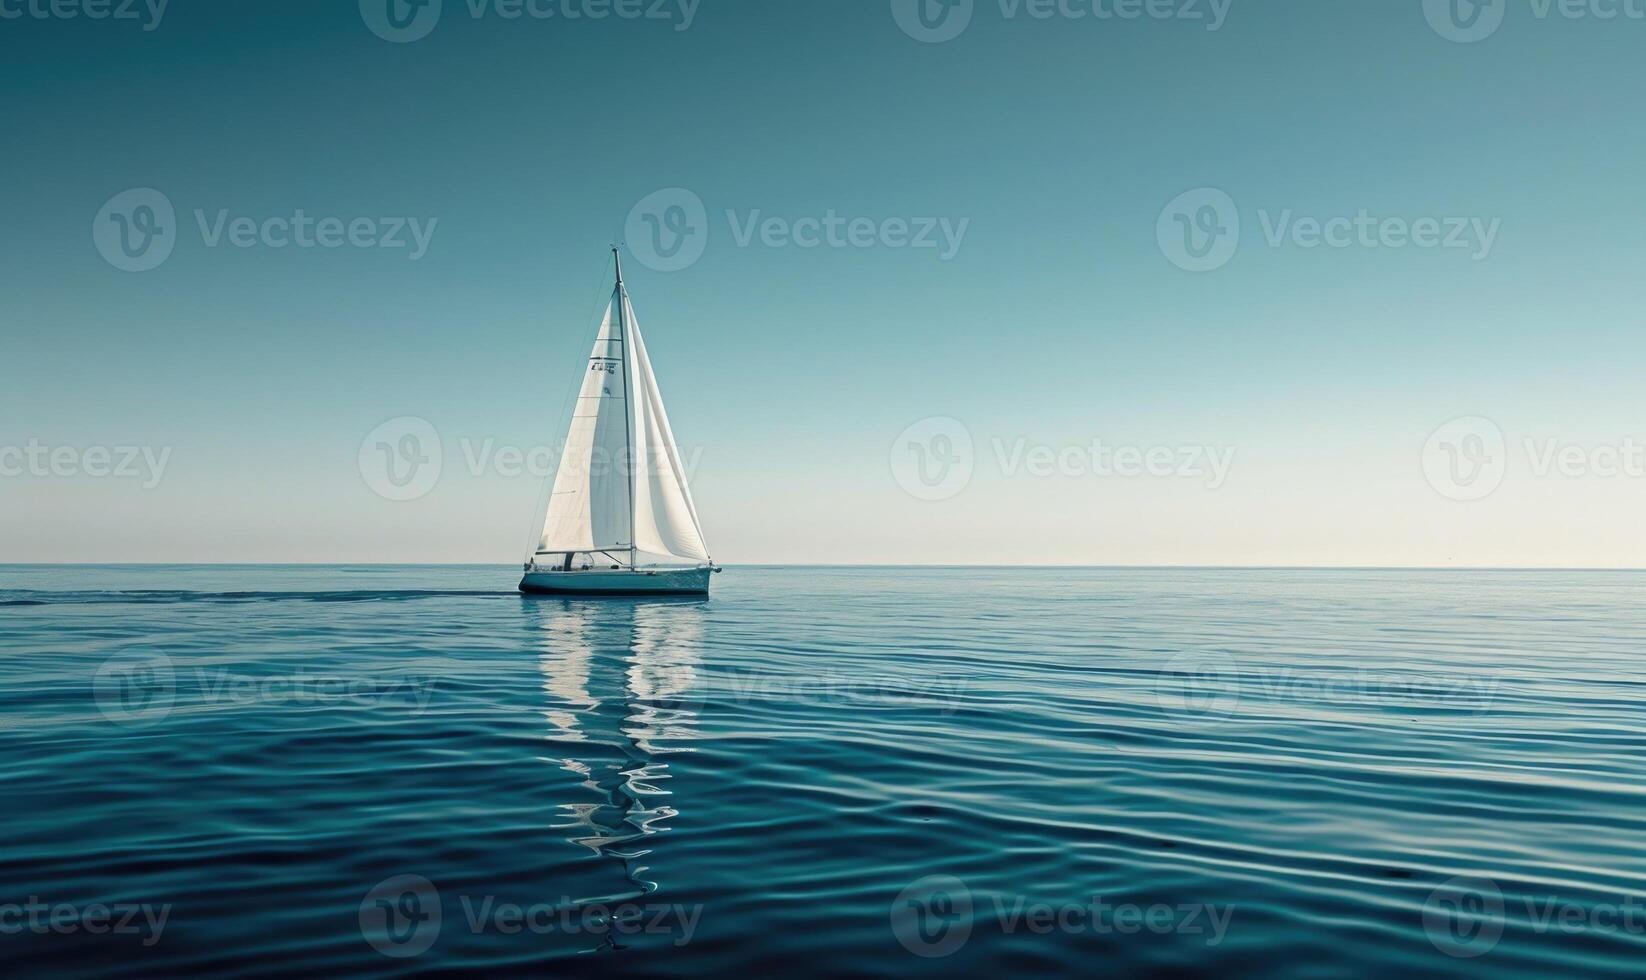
[615,248,638,571]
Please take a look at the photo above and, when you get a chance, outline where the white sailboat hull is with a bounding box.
[519,566,713,596]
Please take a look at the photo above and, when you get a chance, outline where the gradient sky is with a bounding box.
[3,0,1645,565]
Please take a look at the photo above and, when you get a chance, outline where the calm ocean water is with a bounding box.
[3,565,1645,977]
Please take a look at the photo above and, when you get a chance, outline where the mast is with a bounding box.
[614,246,637,570]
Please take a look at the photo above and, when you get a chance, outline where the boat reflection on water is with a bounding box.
[526,597,706,926]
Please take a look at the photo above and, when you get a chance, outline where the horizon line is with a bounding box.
[5,563,1645,572]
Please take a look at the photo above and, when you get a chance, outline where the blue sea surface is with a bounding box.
[2,565,1645,977]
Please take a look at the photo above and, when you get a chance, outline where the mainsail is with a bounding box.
[537,256,710,565]
[538,288,632,554]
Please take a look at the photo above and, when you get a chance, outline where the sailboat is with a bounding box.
[520,249,720,596]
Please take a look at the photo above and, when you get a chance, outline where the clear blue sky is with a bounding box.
[4,0,1644,565]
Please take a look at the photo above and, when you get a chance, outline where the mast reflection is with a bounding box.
[527,597,706,905]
